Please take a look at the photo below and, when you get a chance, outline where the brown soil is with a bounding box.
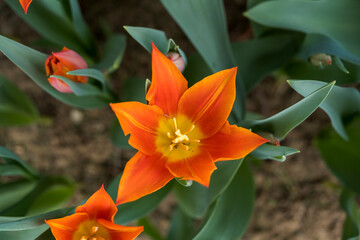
[0,0,345,239]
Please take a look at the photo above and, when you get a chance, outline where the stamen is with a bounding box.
[183,125,195,134]
[172,118,178,131]
[189,139,200,143]
[90,226,98,235]
[167,132,173,139]
[169,144,175,151]
[81,237,88,240]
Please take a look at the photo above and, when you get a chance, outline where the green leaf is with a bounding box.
[1,177,75,216]
[289,80,360,140]
[138,217,164,240]
[285,60,360,85]
[340,188,360,240]
[0,146,38,178]
[243,81,335,140]
[94,34,126,74]
[334,56,350,74]
[0,35,109,109]
[297,34,360,66]
[0,180,37,212]
[124,26,168,54]
[174,160,243,219]
[160,0,245,120]
[250,143,300,162]
[245,0,360,60]
[5,0,94,58]
[34,229,55,240]
[316,118,360,195]
[167,207,195,240]
[109,120,131,149]
[67,69,106,87]
[193,161,255,240]
[0,75,40,126]
[232,34,297,92]
[110,177,173,225]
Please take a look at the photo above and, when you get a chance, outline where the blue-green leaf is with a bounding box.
[0,75,40,126]
[124,26,168,54]
[174,160,243,219]
[250,143,300,162]
[245,0,360,60]
[94,34,126,74]
[243,81,335,140]
[289,80,360,140]
[194,161,255,240]
[316,118,360,195]
[5,0,94,58]
[167,207,195,240]
[340,188,359,240]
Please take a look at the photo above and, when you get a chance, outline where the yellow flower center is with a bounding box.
[73,220,109,240]
[156,115,202,161]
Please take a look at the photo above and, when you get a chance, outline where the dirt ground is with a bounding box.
[0,0,346,239]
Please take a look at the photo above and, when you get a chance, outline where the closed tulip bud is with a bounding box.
[310,53,332,67]
[45,47,88,93]
[166,52,186,72]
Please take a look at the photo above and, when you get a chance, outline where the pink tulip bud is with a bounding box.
[45,47,88,93]
[310,53,332,67]
[166,52,186,72]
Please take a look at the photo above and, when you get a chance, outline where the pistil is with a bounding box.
[167,118,200,151]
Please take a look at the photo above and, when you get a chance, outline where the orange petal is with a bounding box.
[75,185,118,222]
[116,152,173,205]
[146,44,188,117]
[98,219,143,240]
[166,151,216,187]
[45,213,89,240]
[19,0,33,14]
[110,102,164,155]
[201,122,269,161]
[178,67,237,138]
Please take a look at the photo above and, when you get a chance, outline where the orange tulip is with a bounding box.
[110,44,268,205]
[45,186,143,240]
[19,0,33,14]
[45,47,88,93]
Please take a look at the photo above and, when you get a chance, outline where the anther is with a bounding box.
[81,236,88,240]
[90,226,98,235]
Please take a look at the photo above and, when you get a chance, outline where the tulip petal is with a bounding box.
[75,185,118,222]
[166,151,216,187]
[48,77,73,93]
[45,213,89,240]
[201,122,269,161]
[98,219,144,240]
[110,102,164,155]
[146,44,188,117]
[117,152,173,205]
[52,47,88,75]
[178,67,237,138]
[19,0,32,14]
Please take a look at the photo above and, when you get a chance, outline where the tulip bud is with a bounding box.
[309,53,332,68]
[45,47,88,93]
[166,52,186,72]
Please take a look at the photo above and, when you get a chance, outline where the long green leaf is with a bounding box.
[250,143,300,162]
[174,160,243,219]
[245,0,360,59]
[160,0,245,120]
[316,118,360,195]
[340,188,360,240]
[0,35,109,109]
[243,81,335,140]
[194,161,255,240]
[0,75,40,126]
[167,207,195,240]
[289,80,360,140]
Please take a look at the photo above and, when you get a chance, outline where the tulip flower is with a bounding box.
[110,44,268,204]
[45,186,143,240]
[45,47,88,93]
[19,0,33,14]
